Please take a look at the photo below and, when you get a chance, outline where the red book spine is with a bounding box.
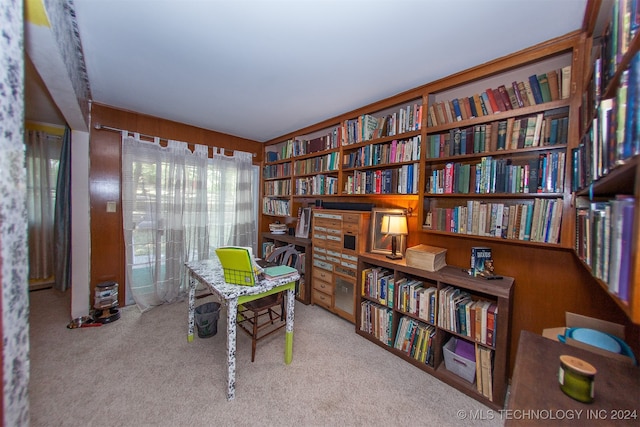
[444,162,454,194]
[497,85,513,110]
[486,89,501,113]
[492,88,507,112]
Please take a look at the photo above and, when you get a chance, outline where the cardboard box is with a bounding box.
[542,312,633,364]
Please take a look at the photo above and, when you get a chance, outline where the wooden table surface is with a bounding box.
[506,330,639,426]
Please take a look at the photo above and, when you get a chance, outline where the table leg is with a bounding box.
[225,298,238,401]
[285,287,295,364]
[187,275,196,342]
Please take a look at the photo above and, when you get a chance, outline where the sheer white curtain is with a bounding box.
[122,133,255,312]
[25,130,61,281]
[207,149,256,249]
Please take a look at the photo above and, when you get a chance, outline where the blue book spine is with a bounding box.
[625,51,640,159]
[481,92,492,114]
[617,203,634,302]
[452,98,463,121]
[379,276,387,304]
[549,119,559,145]
[468,96,478,117]
[528,75,544,104]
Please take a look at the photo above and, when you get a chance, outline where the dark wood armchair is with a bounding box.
[236,245,300,362]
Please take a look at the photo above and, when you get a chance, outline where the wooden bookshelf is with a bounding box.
[356,252,513,410]
[258,0,640,393]
[572,0,640,323]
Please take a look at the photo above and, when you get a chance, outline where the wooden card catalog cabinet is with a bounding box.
[311,209,370,322]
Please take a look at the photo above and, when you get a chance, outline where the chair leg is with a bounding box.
[251,311,258,362]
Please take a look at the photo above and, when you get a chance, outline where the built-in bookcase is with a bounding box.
[572,0,640,323]
[356,253,513,410]
[420,47,580,248]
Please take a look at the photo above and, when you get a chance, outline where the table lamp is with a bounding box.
[381,214,408,260]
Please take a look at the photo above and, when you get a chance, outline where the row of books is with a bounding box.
[475,345,494,400]
[425,152,565,195]
[425,110,569,159]
[394,316,436,366]
[342,136,421,168]
[575,55,640,191]
[361,268,499,347]
[360,301,393,346]
[343,103,423,145]
[575,195,635,303]
[261,198,290,216]
[294,175,338,196]
[263,179,291,196]
[266,128,343,162]
[424,198,564,244]
[293,152,339,175]
[398,282,437,323]
[437,286,498,347]
[427,66,571,127]
[360,266,451,328]
[581,0,640,133]
[343,163,419,195]
[361,267,394,307]
[263,162,291,179]
[600,0,640,92]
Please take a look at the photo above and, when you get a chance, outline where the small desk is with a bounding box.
[507,330,639,426]
[186,257,299,401]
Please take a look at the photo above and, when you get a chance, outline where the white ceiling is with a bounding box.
[28,0,589,143]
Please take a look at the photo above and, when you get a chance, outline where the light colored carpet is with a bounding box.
[28,289,503,426]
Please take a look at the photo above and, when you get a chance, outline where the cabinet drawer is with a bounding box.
[314,217,342,229]
[342,213,360,224]
[312,289,333,309]
[313,269,333,285]
[342,222,360,234]
[313,279,334,295]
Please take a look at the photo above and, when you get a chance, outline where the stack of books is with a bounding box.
[405,245,447,271]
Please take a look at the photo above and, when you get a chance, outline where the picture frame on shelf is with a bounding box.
[295,207,311,239]
[369,208,407,255]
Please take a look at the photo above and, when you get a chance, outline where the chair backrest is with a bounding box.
[265,244,301,272]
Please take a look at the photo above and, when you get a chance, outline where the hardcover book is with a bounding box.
[492,88,507,112]
[405,244,447,272]
[497,85,513,110]
[528,74,544,104]
[547,69,560,101]
[537,73,552,102]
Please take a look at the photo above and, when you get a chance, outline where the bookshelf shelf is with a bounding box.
[427,99,572,134]
[356,252,513,410]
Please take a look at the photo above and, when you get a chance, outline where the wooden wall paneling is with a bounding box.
[89,121,124,307]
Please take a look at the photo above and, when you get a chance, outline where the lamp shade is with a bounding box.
[381,214,408,235]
